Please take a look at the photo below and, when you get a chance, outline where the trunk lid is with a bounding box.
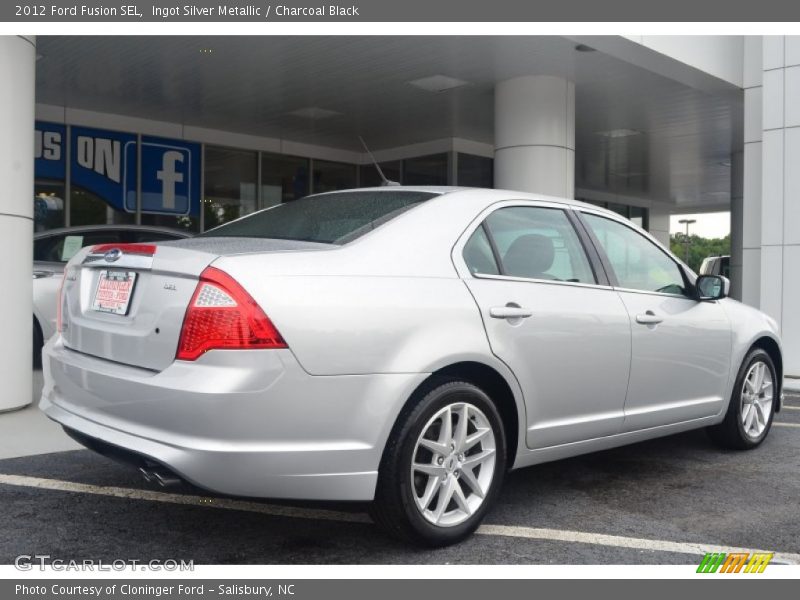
[60,238,327,371]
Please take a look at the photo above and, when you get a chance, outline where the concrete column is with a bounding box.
[0,36,35,412]
[494,75,575,198]
[741,37,763,309]
[759,35,800,379]
[729,151,744,300]
[648,205,671,248]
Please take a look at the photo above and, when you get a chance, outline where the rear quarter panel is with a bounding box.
[211,267,531,467]
[210,189,516,376]
[212,269,494,377]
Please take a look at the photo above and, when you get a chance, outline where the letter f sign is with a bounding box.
[157,150,185,210]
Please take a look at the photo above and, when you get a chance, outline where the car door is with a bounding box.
[459,203,632,449]
[578,211,732,431]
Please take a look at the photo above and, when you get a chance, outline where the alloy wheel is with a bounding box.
[740,360,774,439]
[410,402,497,527]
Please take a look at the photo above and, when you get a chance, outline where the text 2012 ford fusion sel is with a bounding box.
[40,187,784,546]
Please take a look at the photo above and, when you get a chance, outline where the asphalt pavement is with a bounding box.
[1,389,798,565]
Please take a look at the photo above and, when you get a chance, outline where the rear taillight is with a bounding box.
[90,243,157,256]
[176,267,286,361]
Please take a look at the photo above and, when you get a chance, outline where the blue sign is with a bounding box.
[34,121,66,181]
[71,125,137,213]
[33,125,202,217]
[125,136,201,216]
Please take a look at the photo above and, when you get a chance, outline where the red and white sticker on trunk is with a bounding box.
[92,270,138,316]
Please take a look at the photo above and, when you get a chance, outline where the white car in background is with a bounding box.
[33,225,192,365]
[41,188,783,546]
[699,255,731,278]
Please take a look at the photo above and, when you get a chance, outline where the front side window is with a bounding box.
[582,213,686,295]
[478,207,595,283]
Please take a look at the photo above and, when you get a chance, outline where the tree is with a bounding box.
[670,233,730,272]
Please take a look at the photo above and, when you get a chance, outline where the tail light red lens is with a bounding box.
[176,267,287,361]
[90,243,157,256]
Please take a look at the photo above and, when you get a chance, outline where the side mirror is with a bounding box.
[696,275,729,301]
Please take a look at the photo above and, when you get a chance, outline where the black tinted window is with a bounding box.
[199,191,437,245]
[33,231,125,263]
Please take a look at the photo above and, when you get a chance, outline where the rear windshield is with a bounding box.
[199,190,437,245]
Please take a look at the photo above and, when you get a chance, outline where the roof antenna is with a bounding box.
[359,136,400,186]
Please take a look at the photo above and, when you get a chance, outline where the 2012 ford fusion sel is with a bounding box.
[41,187,784,546]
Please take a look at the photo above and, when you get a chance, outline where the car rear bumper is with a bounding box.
[40,337,427,501]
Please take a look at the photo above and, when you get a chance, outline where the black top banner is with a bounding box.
[3,0,800,22]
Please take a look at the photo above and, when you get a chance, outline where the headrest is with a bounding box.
[503,233,555,278]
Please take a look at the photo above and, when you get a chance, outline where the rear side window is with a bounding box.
[472,207,595,283]
[199,191,437,245]
[463,226,500,275]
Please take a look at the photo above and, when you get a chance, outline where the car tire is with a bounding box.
[707,348,777,450]
[370,378,507,547]
[33,318,44,369]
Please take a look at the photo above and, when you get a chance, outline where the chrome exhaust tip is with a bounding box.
[139,466,181,487]
[138,466,155,483]
[152,470,181,487]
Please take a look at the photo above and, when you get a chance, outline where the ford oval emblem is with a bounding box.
[103,248,123,262]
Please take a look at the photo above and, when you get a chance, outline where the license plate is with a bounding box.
[92,270,137,315]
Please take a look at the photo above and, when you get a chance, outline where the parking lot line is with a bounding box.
[774,422,800,428]
[475,525,800,564]
[2,472,799,564]
[781,405,800,410]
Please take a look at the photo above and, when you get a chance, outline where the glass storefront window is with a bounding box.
[576,198,649,231]
[70,186,136,227]
[33,181,65,232]
[607,202,629,218]
[359,161,401,187]
[403,154,449,186]
[204,146,258,230]
[261,153,310,207]
[140,212,199,233]
[312,160,357,194]
[629,206,648,230]
[457,154,493,188]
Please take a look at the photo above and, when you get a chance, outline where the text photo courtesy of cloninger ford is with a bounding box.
[0,14,799,586]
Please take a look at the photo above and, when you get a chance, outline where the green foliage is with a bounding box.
[670,234,730,272]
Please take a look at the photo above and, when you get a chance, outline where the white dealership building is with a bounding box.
[0,35,798,409]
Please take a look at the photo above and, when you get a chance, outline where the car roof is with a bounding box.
[321,185,621,218]
[34,224,192,240]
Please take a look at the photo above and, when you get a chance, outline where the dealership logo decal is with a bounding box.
[696,552,773,573]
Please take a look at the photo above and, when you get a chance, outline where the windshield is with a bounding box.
[199,190,437,245]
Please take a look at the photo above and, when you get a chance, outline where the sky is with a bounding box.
[670,212,730,239]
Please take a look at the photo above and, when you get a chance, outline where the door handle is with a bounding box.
[490,306,533,320]
[635,311,663,325]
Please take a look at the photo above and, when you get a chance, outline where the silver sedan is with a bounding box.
[40,187,783,546]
